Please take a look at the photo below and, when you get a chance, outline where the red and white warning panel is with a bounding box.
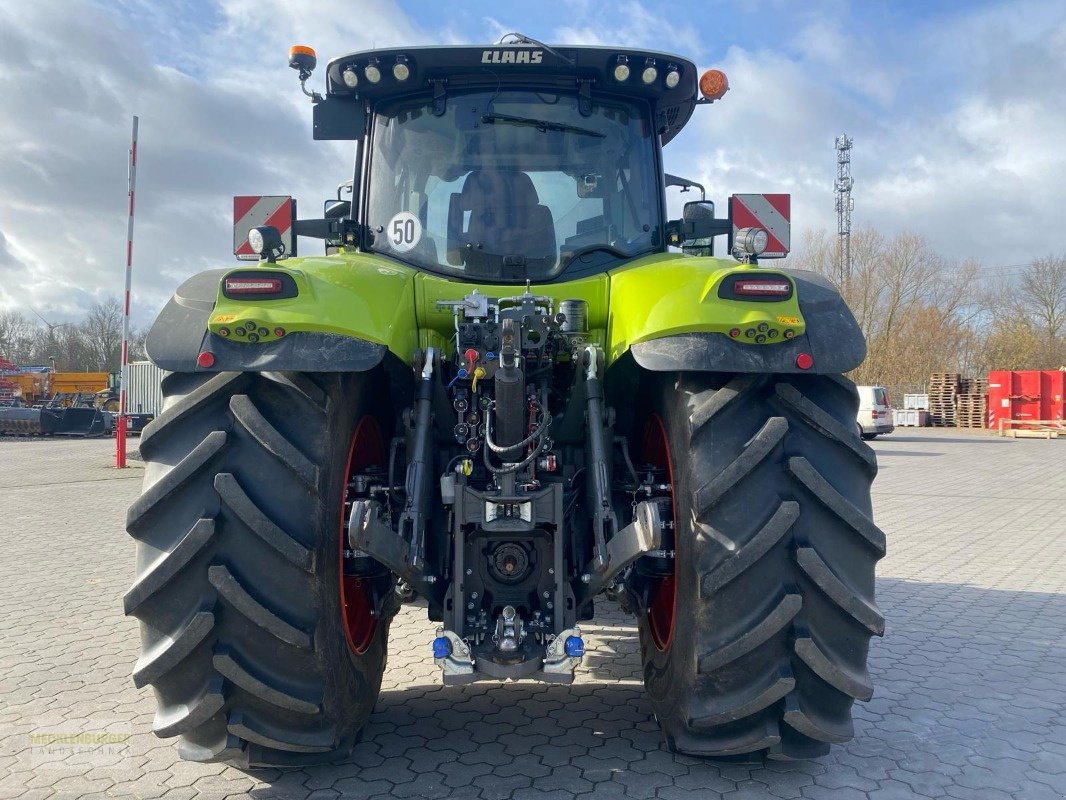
[730,194,790,258]
[233,196,296,260]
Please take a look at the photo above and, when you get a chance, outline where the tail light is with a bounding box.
[224,277,282,294]
[221,271,298,300]
[733,279,791,297]
[719,273,794,301]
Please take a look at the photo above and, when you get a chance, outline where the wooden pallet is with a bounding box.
[955,393,987,429]
[1007,429,1060,439]
[928,373,961,426]
[959,377,989,395]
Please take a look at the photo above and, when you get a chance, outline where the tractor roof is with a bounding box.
[324,44,700,145]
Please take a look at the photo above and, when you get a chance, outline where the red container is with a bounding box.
[987,370,1066,429]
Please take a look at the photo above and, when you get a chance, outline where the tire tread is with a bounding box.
[214,473,313,571]
[123,518,216,614]
[208,564,312,649]
[133,611,215,688]
[229,394,319,489]
[213,646,320,715]
[638,373,883,760]
[698,594,801,673]
[127,372,389,767]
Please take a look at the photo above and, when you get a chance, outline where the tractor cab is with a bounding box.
[239,40,761,278]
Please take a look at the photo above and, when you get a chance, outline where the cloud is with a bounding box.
[663,2,1066,264]
[0,0,434,324]
[548,1,706,60]
[0,229,21,270]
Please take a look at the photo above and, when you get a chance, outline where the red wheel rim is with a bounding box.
[339,416,384,655]
[641,414,677,652]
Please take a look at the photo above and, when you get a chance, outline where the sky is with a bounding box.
[0,0,1064,326]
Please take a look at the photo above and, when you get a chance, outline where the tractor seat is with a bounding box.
[447,169,557,277]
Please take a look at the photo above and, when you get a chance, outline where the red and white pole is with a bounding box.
[116,115,138,469]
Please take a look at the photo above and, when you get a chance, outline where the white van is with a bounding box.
[857,385,894,439]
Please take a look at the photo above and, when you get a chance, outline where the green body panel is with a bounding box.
[606,253,806,363]
[208,253,420,360]
[205,251,806,366]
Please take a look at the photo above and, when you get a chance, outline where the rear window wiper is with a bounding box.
[481,113,605,138]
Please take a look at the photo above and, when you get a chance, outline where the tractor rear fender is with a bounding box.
[145,256,420,372]
[608,257,865,374]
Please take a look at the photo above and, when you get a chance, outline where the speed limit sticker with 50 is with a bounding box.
[387,211,422,252]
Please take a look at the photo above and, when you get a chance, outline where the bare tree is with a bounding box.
[128,326,150,362]
[0,311,34,363]
[1018,255,1066,343]
[791,229,835,278]
[80,298,124,371]
[790,228,1002,392]
[2,297,144,373]
[978,317,1043,372]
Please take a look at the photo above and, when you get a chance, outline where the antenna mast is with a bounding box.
[834,133,854,286]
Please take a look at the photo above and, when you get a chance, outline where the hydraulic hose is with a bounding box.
[484,402,551,458]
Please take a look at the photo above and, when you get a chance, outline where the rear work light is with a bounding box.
[733,279,791,297]
[224,277,283,294]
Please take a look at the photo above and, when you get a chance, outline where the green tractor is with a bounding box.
[126,36,883,767]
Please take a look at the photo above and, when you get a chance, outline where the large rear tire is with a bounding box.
[635,373,885,759]
[124,371,392,767]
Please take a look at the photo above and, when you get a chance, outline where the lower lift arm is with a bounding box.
[578,345,663,600]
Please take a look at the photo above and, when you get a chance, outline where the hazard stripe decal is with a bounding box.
[233,195,260,223]
[233,196,293,257]
[732,194,791,257]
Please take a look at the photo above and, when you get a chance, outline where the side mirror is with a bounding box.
[322,200,351,254]
[666,200,731,255]
[324,200,351,219]
[682,201,720,239]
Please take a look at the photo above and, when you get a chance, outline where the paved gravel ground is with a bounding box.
[0,428,1063,799]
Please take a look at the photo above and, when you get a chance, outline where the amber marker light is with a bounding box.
[288,45,317,68]
[699,69,729,101]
